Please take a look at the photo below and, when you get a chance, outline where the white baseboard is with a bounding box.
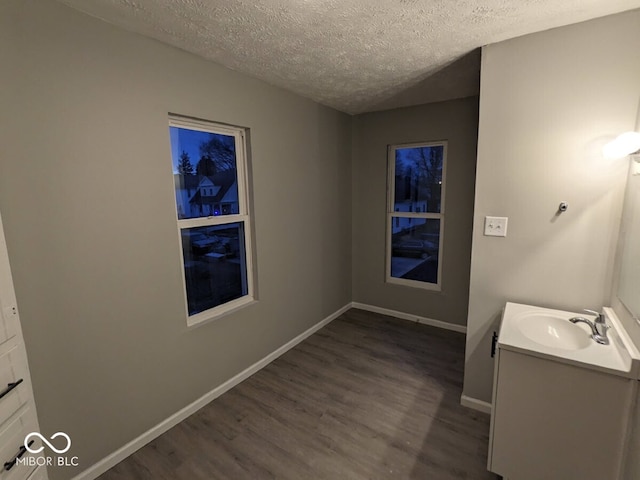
[460,394,492,414]
[72,303,352,480]
[351,302,467,334]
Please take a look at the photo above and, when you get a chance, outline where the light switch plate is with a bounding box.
[484,216,508,237]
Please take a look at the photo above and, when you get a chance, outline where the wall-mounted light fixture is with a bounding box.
[603,131,640,159]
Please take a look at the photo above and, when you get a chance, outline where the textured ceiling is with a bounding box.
[58,0,640,114]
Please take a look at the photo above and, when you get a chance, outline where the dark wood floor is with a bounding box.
[99,309,496,479]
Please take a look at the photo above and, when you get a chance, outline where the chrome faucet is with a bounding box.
[569,309,610,345]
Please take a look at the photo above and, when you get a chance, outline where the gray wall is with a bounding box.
[351,98,479,326]
[0,1,352,478]
[464,9,640,404]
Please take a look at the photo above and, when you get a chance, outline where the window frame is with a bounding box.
[385,140,447,291]
[168,115,256,326]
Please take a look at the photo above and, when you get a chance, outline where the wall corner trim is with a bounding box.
[460,394,492,414]
[351,302,467,334]
[71,302,352,480]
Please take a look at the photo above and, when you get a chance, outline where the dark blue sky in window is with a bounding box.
[170,127,211,173]
[395,146,443,177]
[169,127,235,174]
[396,147,415,171]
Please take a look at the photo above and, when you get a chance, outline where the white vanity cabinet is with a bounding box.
[488,303,640,480]
[0,214,46,480]
[489,348,634,480]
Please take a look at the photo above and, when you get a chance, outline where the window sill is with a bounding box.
[186,296,257,328]
[386,276,442,292]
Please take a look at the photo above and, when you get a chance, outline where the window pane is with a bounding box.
[181,223,248,316]
[390,217,440,284]
[170,126,239,219]
[394,145,444,214]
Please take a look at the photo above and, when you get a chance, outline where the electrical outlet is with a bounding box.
[484,216,508,237]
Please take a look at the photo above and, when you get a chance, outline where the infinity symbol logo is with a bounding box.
[24,432,72,454]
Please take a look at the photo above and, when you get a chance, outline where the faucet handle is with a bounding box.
[584,309,606,324]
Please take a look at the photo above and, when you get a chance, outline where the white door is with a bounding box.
[0,212,47,480]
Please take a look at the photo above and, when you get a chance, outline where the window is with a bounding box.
[169,116,254,325]
[386,141,446,290]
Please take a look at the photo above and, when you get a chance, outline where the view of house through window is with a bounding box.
[169,117,253,324]
[387,142,446,290]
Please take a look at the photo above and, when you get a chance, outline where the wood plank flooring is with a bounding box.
[99,309,497,479]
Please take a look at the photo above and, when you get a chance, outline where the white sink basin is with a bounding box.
[498,303,640,378]
[516,313,591,350]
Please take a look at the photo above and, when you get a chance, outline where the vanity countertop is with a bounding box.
[499,302,640,379]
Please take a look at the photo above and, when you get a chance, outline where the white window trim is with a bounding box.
[168,115,255,327]
[385,140,447,291]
